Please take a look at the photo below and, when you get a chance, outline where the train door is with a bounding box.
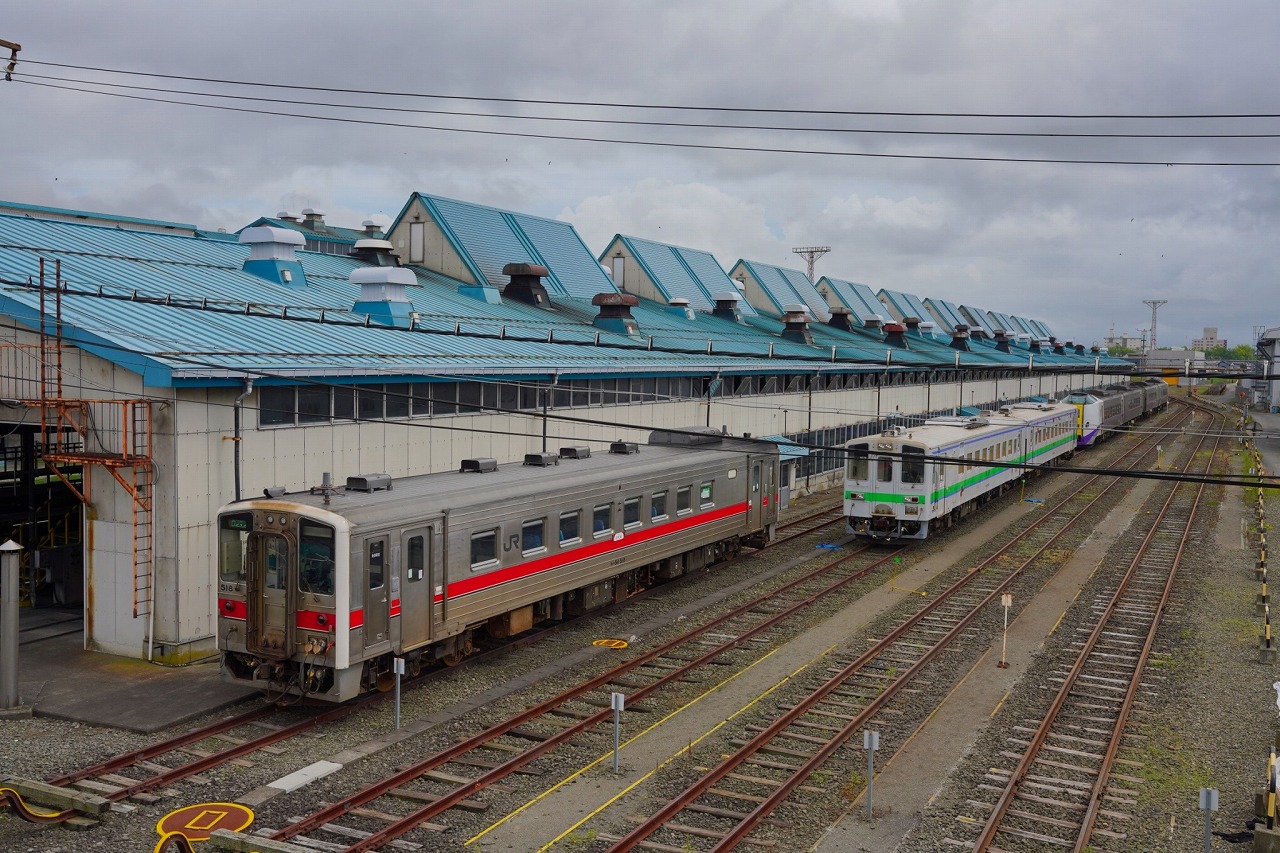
[399,524,441,649]
[363,536,390,649]
[748,460,763,530]
[246,530,293,659]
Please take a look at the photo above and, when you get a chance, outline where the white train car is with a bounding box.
[844,402,1078,540]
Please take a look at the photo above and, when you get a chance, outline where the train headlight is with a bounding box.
[850,492,865,500]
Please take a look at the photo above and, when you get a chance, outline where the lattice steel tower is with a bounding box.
[1143,299,1167,352]
[792,246,831,282]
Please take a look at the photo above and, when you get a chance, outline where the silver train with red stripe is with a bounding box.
[216,429,779,701]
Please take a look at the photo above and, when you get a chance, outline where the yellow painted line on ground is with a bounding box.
[465,644,834,850]
[990,690,1010,718]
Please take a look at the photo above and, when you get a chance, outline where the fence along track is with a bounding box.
[597,403,1197,852]
[957,407,1225,852]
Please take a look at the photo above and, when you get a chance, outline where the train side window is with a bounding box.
[676,485,692,514]
[470,529,498,568]
[876,458,892,483]
[407,535,425,582]
[623,497,641,528]
[901,447,924,484]
[699,481,714,507]
[522,519,546,553]
[847,443,869,480]
[593,504,612,536]
[651,491,667,520]
[368,540,384,589]
[559,511,580,544]
[300,520,336,595]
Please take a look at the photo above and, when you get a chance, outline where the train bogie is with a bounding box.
[844,402,1078,541]
[217,429,780,701]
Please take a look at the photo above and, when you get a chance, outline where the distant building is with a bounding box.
[1103,328,1146,351]
[1191,326,1226,351]
[1144,348,1206,386]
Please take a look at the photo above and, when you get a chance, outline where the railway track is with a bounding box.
[953,405,1227,852]
[589,402,1202,851]
[237,525,904,850]
[5,500,847,827]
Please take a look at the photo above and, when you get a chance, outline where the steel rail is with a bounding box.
[271,544,908,849]
[605,401,1196,850]
[970,409,1221,851]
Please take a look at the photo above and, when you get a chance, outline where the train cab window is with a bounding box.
[623,497,641,528]
[367,540,385,590]
[901,447,925,484]
[471,529,498,568]
[699,481,714,507]
[299,520,336,595]
[593,504,613,536]
[676,486,692,514]
[559,511,581,544]
[263,536,289,590]
[218,512,252,585]
[522,519,546,553]
[876,457,893,483]
[407,535,426,582]
[847,443,869,480]
[651,491,668,520]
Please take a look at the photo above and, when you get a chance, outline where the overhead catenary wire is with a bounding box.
[13,79,1280,168]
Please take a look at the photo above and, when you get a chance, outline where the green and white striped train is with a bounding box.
[844,401,1079,540]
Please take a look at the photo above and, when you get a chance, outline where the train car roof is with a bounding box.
[853,402,1077,449]
[235,433,777,526]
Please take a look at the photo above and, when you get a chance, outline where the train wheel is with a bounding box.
[442,631,474,667]
[408,656,422,677]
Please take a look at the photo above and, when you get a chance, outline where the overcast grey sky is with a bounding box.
[5,1,1278,350]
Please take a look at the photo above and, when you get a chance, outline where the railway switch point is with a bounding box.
[207,828,314,852]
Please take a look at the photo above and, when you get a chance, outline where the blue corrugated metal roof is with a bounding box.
[413,193,617,300]
[737,261,830,321]
[877,288,933,323]
[820,277,884,323]
[608,235,755,316]
[959,305,997,335]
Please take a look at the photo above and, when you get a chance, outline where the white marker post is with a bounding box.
[998,593,1013,668]
[611,692,625,773]
[393,657,406,730]
[863,729,879,821]
[1199,787,1218,853]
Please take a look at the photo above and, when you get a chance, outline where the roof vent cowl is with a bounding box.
[883,322,910,349]
[780,303,814,345]
[239,226,307,288]
[666,297,696,321]
[827,306,854,332]
[993,330,1012,353]
[950,324,972,352]
[592,292,641,336]
[502,262,552,308]
[349,238,399,267]
[351,267,416,328]
[711,291,745,324]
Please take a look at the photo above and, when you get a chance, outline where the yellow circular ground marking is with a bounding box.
[156,801,253,841]
[593,638,629,649]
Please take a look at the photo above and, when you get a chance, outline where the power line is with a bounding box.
[21,57,1280,121]
[17,70,1280,140]
[16,80,1280,168]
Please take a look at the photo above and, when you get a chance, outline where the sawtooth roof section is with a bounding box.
[958,305,997,336]
[922,299,966,334]
[608,235,747,314]
[877,288,933,324]
[737,260,830,321]
[819,277,883,323]
[241,216,381,247]
[414,193,617,300]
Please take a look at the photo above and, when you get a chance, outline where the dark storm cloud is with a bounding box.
[4,0,1279,348]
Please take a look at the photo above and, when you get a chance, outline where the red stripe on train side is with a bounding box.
[432,501,749,604]
[218,598,247,621]
[349,608,364,629]
[296,609,335,632]
[389,599,402,617]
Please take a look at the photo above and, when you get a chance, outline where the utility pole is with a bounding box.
[792,246,831,282]
[1143,299,1167,351]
